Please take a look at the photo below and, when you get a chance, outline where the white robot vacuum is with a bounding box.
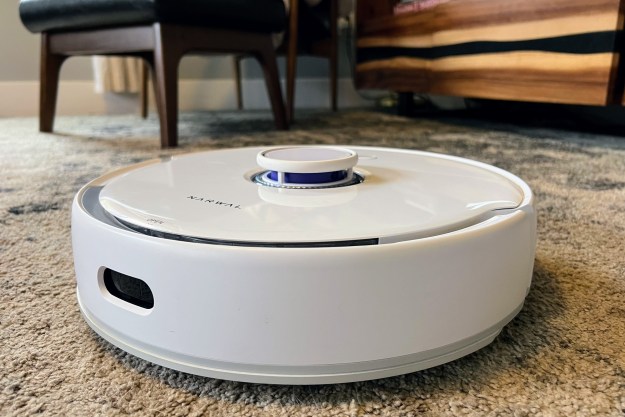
[72,145,536,384]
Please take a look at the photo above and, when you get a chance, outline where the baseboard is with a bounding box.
[0,78,372,118]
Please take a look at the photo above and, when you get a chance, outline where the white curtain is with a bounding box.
[92,56,142,94]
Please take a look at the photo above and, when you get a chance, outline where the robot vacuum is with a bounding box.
[72,145,536,384]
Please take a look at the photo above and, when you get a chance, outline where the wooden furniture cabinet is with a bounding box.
[355,0,625,107]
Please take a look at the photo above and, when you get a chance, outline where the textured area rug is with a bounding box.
[1,110,624,416]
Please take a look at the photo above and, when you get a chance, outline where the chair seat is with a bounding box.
[19,0,287,34]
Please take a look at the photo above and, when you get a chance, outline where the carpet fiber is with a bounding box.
[1,110,624,416]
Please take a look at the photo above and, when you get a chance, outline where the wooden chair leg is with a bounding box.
[329,0,339,111]
[286,0,299,124]
[234,56,244,110]
[140,60,149,118]
[256,39,288,130]
[40,33,66,133]
[152,24,181,148]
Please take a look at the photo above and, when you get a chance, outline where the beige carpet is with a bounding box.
[1,110,624,416]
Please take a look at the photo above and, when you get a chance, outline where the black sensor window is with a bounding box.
[103,269,154,309]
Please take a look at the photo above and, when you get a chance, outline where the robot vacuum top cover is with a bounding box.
[97,146,527,245]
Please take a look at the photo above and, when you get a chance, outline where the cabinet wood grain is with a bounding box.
[356,0,625,105]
